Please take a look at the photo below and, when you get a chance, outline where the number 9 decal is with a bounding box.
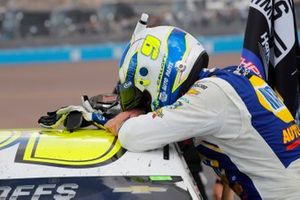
[141,35,161,60]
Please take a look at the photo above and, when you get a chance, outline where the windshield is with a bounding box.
[1,176,192,199]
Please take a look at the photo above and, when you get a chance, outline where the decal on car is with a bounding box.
[0,129,124,168]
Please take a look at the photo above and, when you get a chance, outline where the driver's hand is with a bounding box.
[105,109,145,136]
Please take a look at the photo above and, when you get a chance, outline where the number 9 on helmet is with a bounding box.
[118,17,209,111]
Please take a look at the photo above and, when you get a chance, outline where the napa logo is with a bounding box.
[257,86,284,110]
[249,75,294,123]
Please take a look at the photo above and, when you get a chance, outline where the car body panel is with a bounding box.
[0,129,202,199]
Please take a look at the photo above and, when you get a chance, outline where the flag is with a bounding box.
[240,0,300,117]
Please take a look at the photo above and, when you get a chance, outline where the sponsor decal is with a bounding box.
[152,108,164,119]
[282,124,300,150]
[159,92,168,102]
[166,97,190,110]
[167,101,183,110]
[179,97,190,104]
[186,88,199,95]
[165,62,174,78]
[203,68,216,73]
[123,81,132,89]
[240,57,262,77]
[159,61,174,103]
[153,55,167,109]
[0,182,78,200]
[258,86,285,111]
[192,82,208,90]
[162,72,169,92]
[0,129,123,168]
[92,112,108,124]
[0,176,188,200]
[249,75,293,123]
[157,56,166,87]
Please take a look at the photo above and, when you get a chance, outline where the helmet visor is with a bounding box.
[118,81,144,111]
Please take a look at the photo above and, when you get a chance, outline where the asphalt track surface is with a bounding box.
[0,53,239,129]
[0,53,240,199]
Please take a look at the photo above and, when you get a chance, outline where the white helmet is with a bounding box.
[118,16,208,111]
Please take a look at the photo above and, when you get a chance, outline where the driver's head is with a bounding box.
[118,23,208,111]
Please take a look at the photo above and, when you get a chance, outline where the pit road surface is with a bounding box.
[0,53,239,128]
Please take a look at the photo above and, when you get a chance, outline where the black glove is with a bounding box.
[38,110,67,129]
[38,93,120,132]
[38,106,108,132]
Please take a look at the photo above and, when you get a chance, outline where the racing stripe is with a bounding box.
[152,29,172,109]
[125,52,138,83]
[171,33,188,94]
[119,43,131,69]
[155,28,187,109]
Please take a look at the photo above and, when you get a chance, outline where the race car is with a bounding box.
[0,128,203,199]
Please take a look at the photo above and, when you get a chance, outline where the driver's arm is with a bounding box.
[118,79,229,152]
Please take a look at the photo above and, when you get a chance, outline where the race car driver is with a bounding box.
[38,16,300,199]
[103,25,300,199]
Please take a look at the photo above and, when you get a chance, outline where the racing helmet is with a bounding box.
[119,20,208,111]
